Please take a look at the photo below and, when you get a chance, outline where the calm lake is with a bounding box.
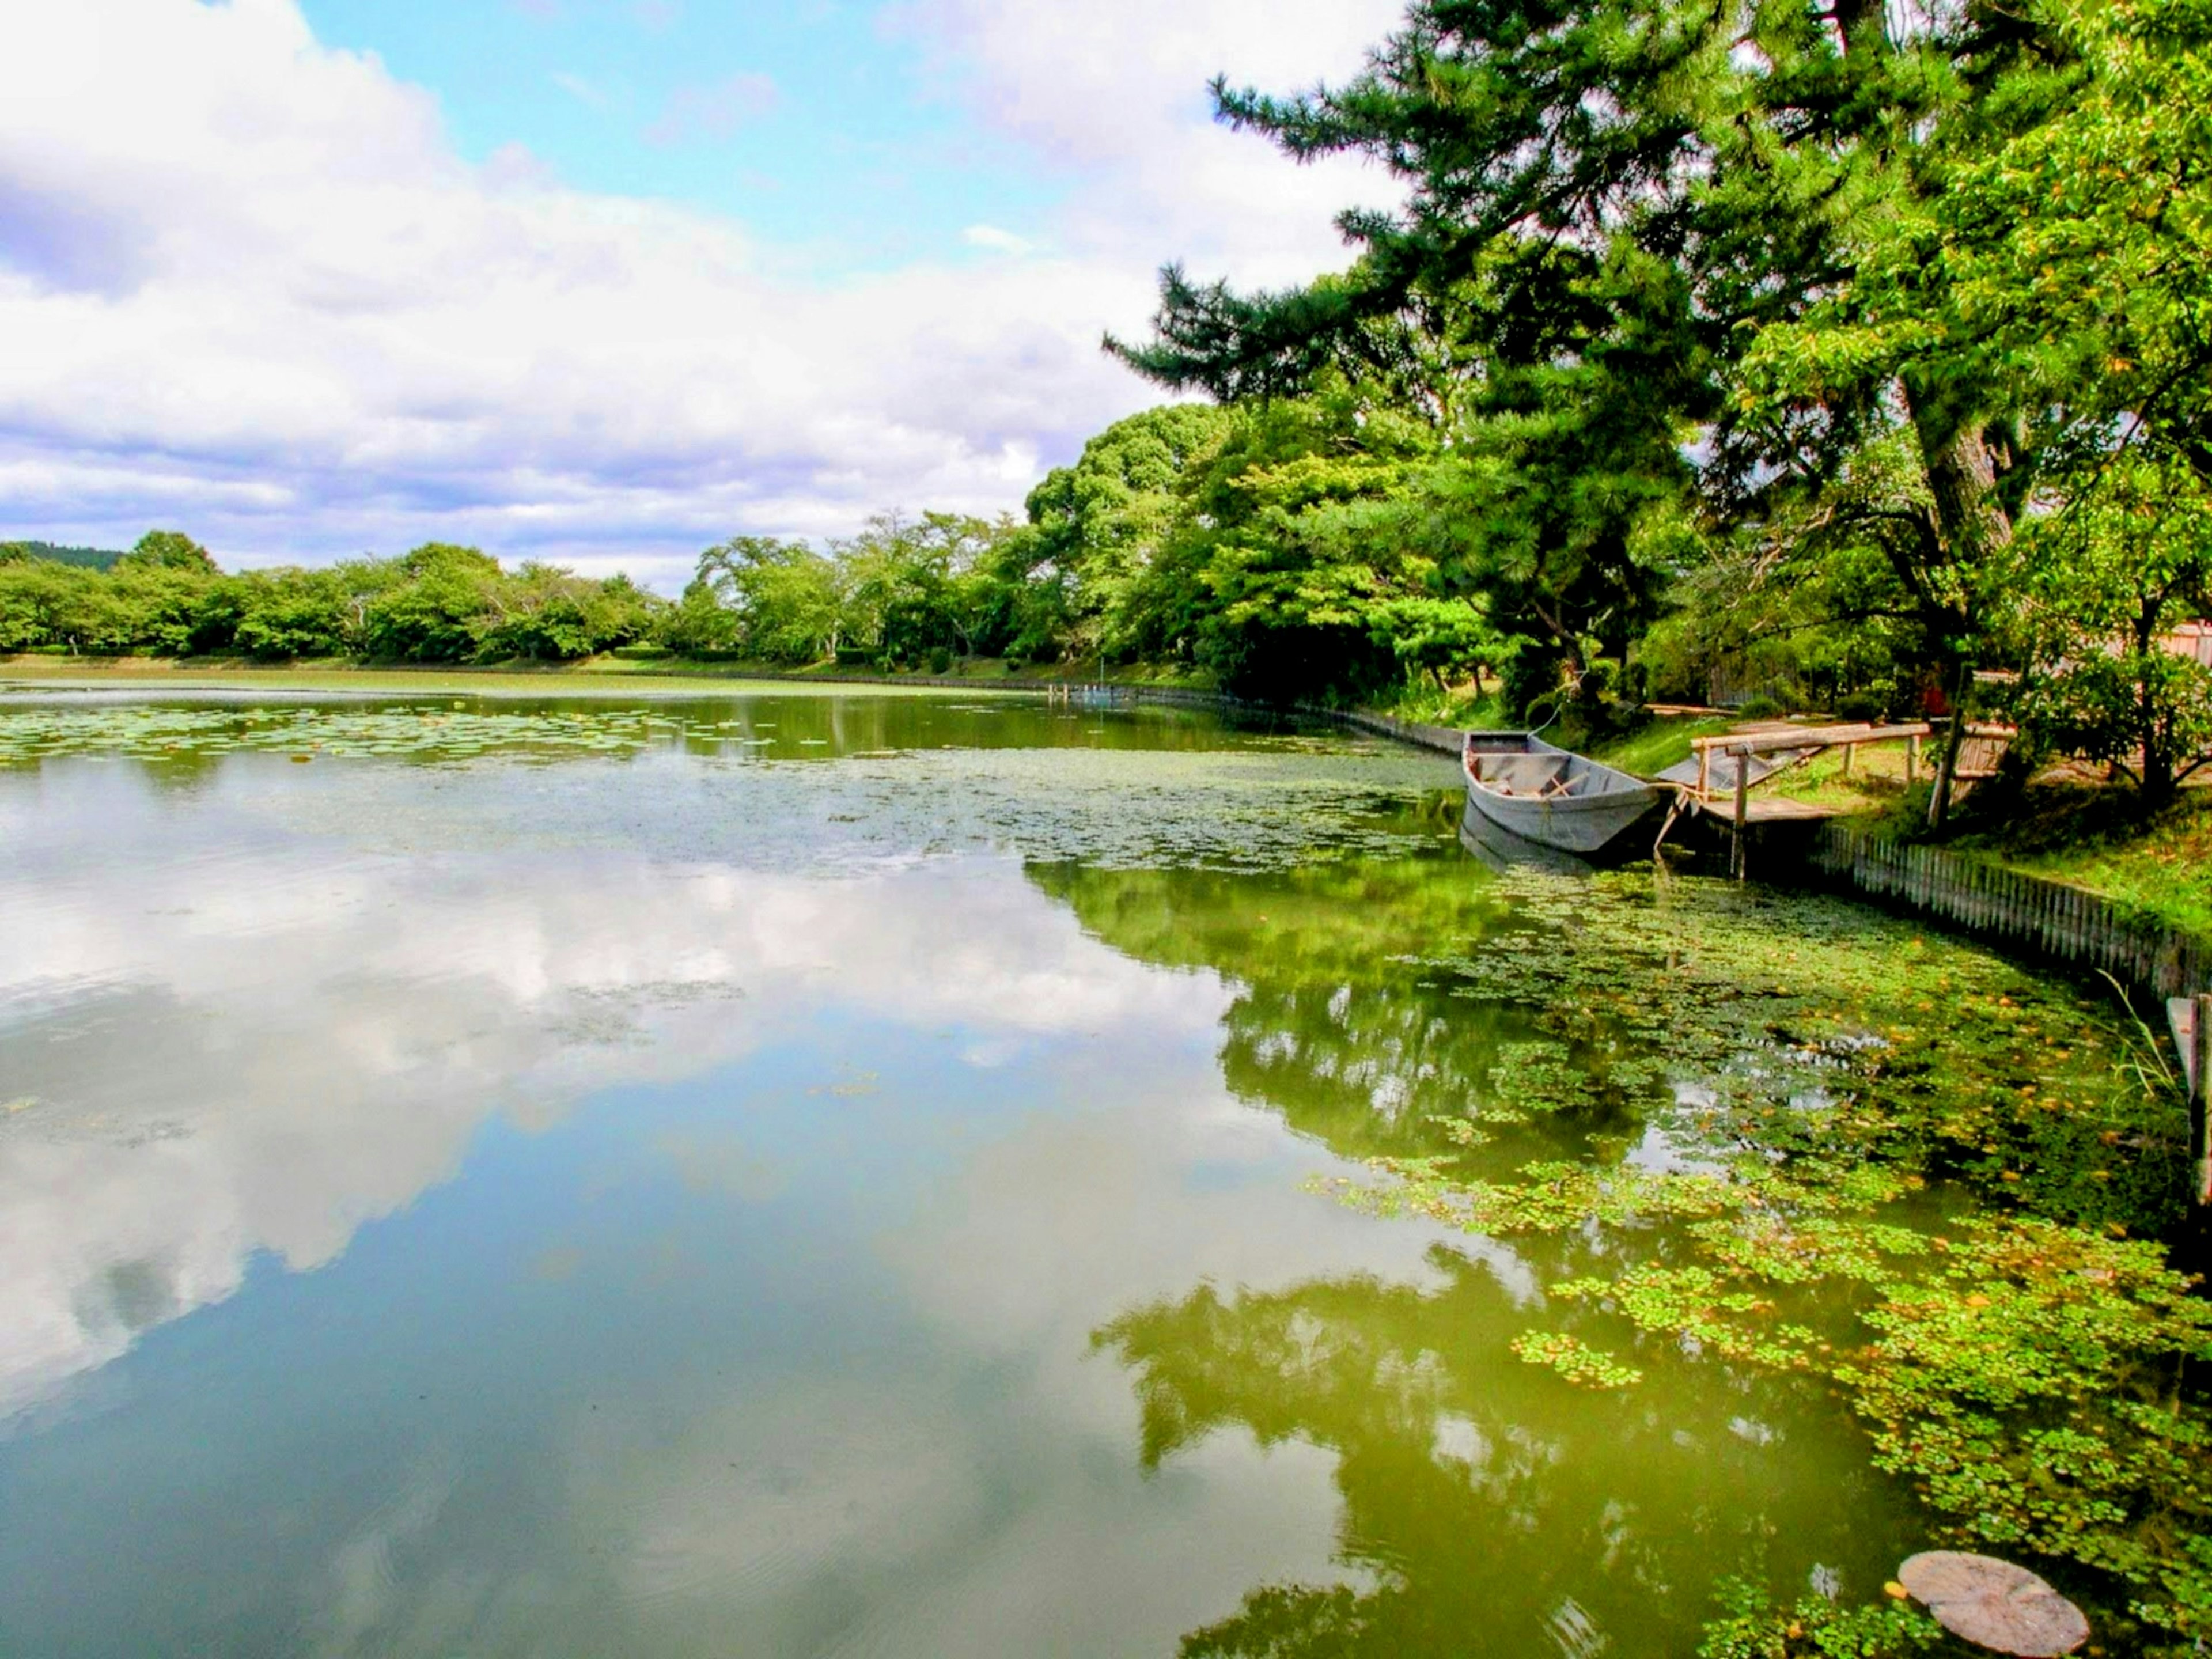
[0,686,2103,1656]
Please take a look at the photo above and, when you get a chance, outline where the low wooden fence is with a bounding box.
[1806,824,2212,1001]
[1328,709,1464,756]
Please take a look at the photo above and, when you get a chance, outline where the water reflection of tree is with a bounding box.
[1041,854,1908,1656]
[1096,1245,1897,1658]
[1034,851,1679,1173]
[1032,853,1541,1161]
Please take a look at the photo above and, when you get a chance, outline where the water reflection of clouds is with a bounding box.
[557,1090,1447,1656]
[559,1375,1354,1657]
[0,751,1500,1656]
[0,779,1229,1421]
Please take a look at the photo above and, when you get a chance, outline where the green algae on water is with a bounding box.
[1321,866,2212,1652]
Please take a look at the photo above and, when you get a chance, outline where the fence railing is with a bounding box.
[1807,824,2212,1001]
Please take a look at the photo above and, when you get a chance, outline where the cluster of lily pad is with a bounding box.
[1327,868,2212,1653]
[0,702,718,764]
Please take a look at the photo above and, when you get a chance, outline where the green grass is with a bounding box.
[1942,781,2212,937]
[1586,714,1735,776]
[1369,682,1508,729]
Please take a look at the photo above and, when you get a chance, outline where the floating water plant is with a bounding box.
[1896,1552,2089,1656]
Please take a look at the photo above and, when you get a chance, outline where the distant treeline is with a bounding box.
[0,399,1503,699]
[0,533,660,665]
[2,541,124,571]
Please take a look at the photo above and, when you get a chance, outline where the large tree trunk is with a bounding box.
[1921,419,2014,567]
[1907,405,2016,830]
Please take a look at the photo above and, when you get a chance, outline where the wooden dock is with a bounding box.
[1724,796,1841,823]
[1671,789,1847,876]
[1661,719,2018,877]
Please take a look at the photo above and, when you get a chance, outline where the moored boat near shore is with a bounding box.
[1460,730,1669,858]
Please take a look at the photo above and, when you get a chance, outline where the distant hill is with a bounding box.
[0,540,127,571]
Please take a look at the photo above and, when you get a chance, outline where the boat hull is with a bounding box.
[1457,809,1599,874]
[1460,731,1666,857]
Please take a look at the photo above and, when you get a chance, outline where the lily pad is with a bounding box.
[1897,1551,2088,1656]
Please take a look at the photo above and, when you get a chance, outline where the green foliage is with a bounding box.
[2012,449,2212,805]
[1024,403,1234,664]
[0,550,229,654]
[1508,1330,1643,1388]
[1020,393,1519,700]
[1696,1580,1938,1658]
[230,567,355,660]
[1094,0,2212,738]
[0,533,663,663]
[0,540,126,570]
[120,529,217,573]
[1160,392,1475,700]
[670,513,1028,668]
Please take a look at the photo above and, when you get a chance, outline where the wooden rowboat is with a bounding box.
[1461,730,1668,857]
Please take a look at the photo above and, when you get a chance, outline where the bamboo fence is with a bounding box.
[1808,824,2212,1002]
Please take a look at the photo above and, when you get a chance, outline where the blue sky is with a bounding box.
[0,0,1399,584]
[297,0,1071,276]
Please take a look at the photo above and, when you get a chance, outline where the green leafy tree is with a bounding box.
[360,544,501,661]
[966,521,1071,664]
[0,561,95,650]
[107,565,236,654]
[1160,391,1465,700]
[1737,0,2212,808]
[1024,404,1237,664]
[658,575,743,656]
[476,564,660,661]
[1105,0,2191,724]
[119,529,219,574]
[689,536,843,664]
[2014,448,2212,806]
[232,569,351,660]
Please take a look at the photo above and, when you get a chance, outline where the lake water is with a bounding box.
[0,687,2017,1655]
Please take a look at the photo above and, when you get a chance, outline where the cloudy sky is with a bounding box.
[1,0,1401,586]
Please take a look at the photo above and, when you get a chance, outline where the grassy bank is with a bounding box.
[1586,711,2212,940]
[1942,782,2212,939]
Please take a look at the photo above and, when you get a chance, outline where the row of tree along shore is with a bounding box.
[10,0,2212,815]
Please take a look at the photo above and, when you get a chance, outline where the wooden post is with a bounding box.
[1731,748,1749,881]
[2195,995,2212,1209]
[1697,744,1711,798]
[1840,741,1855,778]
[1906,733,1921,785]
[1930,664,1974,830]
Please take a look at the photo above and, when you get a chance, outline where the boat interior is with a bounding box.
[1470,752,1582,798]
[1464,739,1648,801]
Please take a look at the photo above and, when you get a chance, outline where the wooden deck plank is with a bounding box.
[1686,794,1845,823]
[1743,797,1843,821]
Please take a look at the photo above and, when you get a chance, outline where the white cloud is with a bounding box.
[0,0,1402,582]
[893,0,1404,282]
[961,223,1033,256]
